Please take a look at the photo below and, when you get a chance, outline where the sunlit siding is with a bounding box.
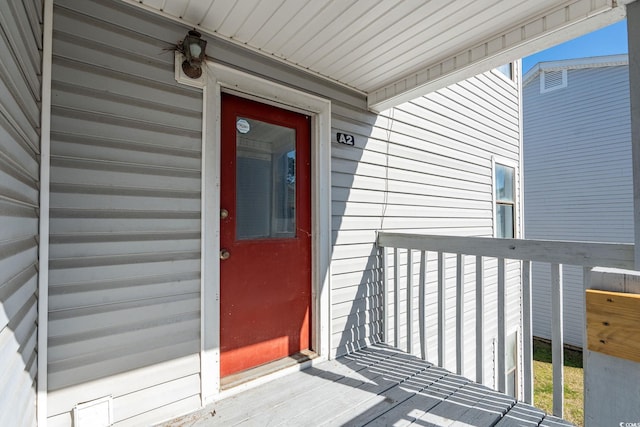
[47,0,202,425]
[45,0,524,422]
[523,63,632,348]
[330,69,523,391]
[0,1,41,426]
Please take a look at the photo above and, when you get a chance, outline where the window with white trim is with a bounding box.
[494,162,515,238]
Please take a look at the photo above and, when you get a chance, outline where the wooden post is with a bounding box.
[629,0,640,269]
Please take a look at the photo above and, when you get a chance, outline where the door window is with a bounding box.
[235,117,296,240]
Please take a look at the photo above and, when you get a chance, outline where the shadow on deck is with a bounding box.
[162,344,573,426]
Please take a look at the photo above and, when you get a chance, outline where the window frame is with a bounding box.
[492,157,518,239]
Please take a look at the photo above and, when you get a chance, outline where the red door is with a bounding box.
[220,93,311,377]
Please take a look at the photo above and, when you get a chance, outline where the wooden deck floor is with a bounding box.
[164,344,573,426]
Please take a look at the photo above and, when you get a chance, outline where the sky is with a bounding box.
[522,19,628,74]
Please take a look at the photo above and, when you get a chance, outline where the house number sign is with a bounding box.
[337,132,355,146]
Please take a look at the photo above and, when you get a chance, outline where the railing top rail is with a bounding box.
[377,232,635,269]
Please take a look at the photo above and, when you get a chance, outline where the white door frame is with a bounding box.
[176,56,332,404]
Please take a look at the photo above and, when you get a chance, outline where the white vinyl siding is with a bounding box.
[330,69,523,390]
[524,63,632,348]
[41,0,524,422]
[47,0,202,425]
[0,1,41,426]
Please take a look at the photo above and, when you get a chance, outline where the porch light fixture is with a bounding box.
[181,29,207,79]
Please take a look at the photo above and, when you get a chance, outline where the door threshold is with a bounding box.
[221,350,318,390]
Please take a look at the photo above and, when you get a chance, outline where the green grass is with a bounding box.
[533,338,583,426]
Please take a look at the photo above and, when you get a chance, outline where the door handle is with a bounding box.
[220,249,230,260]
[220,208,229,219]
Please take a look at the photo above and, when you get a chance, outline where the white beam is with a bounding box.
[629,1,640,269]
[377,233,635,269]
[368,0,624,112]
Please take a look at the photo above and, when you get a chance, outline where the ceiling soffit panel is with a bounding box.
[121,0,626,112]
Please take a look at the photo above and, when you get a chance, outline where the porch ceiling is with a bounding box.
[122,0,628,111]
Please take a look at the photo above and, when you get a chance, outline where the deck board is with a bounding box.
[163,344,574,426]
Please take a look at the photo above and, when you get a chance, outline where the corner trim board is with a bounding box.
[38,0,54,424]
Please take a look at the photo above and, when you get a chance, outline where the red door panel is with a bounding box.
[220,93,311,377]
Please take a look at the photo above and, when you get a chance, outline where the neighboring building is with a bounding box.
[523,55,633,348]
[1,1,639,426]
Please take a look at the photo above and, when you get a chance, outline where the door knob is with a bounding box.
[220,249,230,260]
[220,208,229,219]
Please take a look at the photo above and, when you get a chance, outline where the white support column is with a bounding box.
[551,263,564,418]
[629,0,640,269]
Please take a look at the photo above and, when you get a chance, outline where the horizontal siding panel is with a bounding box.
[49,258,200,286]
[0,35,39,130]
[0,1,40,426]
[49,273,199,311]
[524,64,632,348]
[51,109,201,152]
[48,338,200,392]
[331,254,381,276]
[115,374,200,422]
[50,191,201,212]
[331,188,492,210]
[0,8,39,102]
[48,0,202,424]
[333,202,491,218]
[0,113,38,177]
[48,315,199,362]
[329,68,521,380]
[50,159,200,189]
[51,132,200,170]
[47,354,200,417]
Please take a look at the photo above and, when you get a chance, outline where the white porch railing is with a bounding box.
[376,232,634,417]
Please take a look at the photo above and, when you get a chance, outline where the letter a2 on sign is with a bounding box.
[337,132,355,146]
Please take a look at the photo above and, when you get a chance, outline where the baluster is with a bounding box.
[419,250,427,360]
[382,246,389,344]
[406,249,413,354]
[438,252,445,367]
[476,256,484,385]
[497,257,506,393]
[522,260,533,404]
[551,263,564,417]
[394,248,400,348]
[456,253,464,375]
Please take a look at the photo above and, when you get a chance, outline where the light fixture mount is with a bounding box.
[181,29,207,79]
